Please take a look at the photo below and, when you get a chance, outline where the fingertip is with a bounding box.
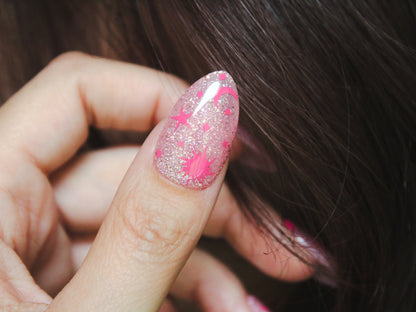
[154,71,238,190]
[221,207,317,282]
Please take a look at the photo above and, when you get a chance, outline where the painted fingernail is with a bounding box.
[284,219,312,249]
[247,295,271,312]
[284,219,337,286]
[155,71,239,189]
[284,219,296,232]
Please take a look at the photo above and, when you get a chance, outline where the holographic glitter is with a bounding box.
[154,71,239,189]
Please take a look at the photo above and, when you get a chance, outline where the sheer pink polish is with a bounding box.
[155,71,239,189]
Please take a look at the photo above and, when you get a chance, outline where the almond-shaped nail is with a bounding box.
[155,71,239,189]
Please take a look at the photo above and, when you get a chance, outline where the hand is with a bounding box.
[54,147,315,311]
[0,52,313,312]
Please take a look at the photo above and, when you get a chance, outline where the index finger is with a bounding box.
[48,71,239,312]
[0,52,187,173]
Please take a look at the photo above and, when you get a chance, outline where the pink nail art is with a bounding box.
[155,71,239,189]
[283,219,337,285]
[284,219,296,232]
[247,295,271,312]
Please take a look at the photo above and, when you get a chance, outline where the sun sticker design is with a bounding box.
[179,148,215,184]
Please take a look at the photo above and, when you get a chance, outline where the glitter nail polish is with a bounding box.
[155,71,239,189]
[247,295,271,312]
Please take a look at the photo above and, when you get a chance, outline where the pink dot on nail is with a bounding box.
[156,149,162,158]
[224,108,231,115]
[197,91,203,98]
[284,220,295,231]
[203,123,210,132]
[222,141,228,148]
[177,141,184,147]
[219,73,227,80]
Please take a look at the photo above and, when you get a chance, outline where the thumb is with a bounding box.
[47,71,239,312]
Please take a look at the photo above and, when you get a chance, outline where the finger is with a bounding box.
[0,240,51,305]
[0,52,187,173]
[52,146,137,233]
[47,71,239,312]
[30,225,72,296]
[71,239,251,312]
[207,185,316,281]
[72,239,180,312]
[172,249,251,312]
[53,146,315,281]
[70,234,95,273]
[0,54,187,306]
[157,299,177,312]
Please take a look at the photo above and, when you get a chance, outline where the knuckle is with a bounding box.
[47,51,91,70]
[115,188,200,263]
[0,182,57,263]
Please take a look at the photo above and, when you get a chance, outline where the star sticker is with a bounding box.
[171,106,192,131]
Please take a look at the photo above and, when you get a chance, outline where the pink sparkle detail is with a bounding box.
[224,108,231,115]
[222,141,228,148]
[171,106,192,131]
[179,148,215,184]
[156,149,162,158]
[203,123,210,132]
[214,87,238,107]
[197,91,203,98]
[219,73,227,80]
[177,141,184,147]
[284,220,296,232]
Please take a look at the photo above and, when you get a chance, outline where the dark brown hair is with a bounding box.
[1,1,415,311]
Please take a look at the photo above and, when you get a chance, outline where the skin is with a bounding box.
[0,52,314,312]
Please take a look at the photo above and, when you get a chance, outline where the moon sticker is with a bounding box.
[214,87,238,107]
